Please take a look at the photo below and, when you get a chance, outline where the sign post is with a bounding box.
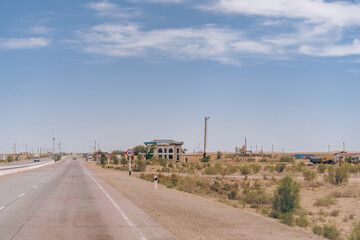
[154,175,158,189]
[126,149,134,176]
[106,153,111,168]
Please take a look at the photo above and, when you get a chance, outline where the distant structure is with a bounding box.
[235,137,253,156]
[144,139,183,162]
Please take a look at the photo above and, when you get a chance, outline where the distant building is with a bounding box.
[334,152,360,161]
[144,139,183,162]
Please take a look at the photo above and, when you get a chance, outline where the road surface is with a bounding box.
[0,157,176,240]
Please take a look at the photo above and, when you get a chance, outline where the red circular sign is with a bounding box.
[126,149,134,157]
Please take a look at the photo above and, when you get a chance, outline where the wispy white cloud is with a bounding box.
[78,24,272,64]
[28,26,54,35]
[199,0,360,58]
[0,38,50,49]
[88,1,140,18]
[300,39,360,57]
[201,0,360,27]
[127,0,186,3]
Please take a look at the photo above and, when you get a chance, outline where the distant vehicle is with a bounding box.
[73,157,76,160]
[309,157,323,164]
[34,155,40,162]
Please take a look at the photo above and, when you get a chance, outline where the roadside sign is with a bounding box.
[106,153,111,158]
[126,149,134,157]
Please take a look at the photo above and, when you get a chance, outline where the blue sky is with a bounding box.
[1,0,360,154]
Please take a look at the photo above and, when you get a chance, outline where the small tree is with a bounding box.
[201,156,210,162]
[121,157,128,166]
[133,145,147,156]
[216,151,222,160]
[7,155,13,162]
[272,176,300,225]
[112,155,119,165]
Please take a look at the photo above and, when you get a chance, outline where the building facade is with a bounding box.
[144,139,183,162]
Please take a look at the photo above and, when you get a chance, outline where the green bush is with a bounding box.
[317,164,327,174]
[275,163,286,173]
[201,156,210,162]
[7,155,13,162]
[168,163,173,168]
[228,190,237,200]
[112,155,119,165]
[279,212,294,226]
[121,157,128,165]
[240,165,251,175]
[273,176,300,214]
[326,164,350,185]
[323,223,340,240]
[251,164,261,174]
[348,221,360,240]
[280,156,294,163]
[303,169,317,181]
[295,214,309,228]
[216,151,222,160]
[264,165,275,172]
[313,225,323,236]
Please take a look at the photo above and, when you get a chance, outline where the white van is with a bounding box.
[34,155,40,162]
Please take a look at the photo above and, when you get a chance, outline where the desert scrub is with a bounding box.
[240,165,251,175]
[250,164,261,174]
[275,163,286,173]
[280,156,294,163]
[303,169,317,181]
[317,164,327,174]
[271,176,300,226]
[326,164,350,185]
[314,196,336,207]
[313,225,323,236]
[295,214,309,228]
[264,165,275,173]
[323,223,340,240]
[348,221,360,240]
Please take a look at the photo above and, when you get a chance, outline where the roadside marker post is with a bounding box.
[154,175,158,189]
[126,149,134,176]
[106,153,111,168]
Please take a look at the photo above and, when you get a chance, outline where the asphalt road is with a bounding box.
[0,157,177,240]
[0,157,53,169]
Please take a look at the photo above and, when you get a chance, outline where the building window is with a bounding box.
[164,148,167,153]
[164,155,167,159]
[177,148,180,154]
[158,154,163,158]
[169,148,173,153]
[177,156,179,161]
[169,155,173,159]
[185,158,188,163]
[158,148,163,153]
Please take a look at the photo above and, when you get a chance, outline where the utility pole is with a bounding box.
[203,116,210,158]
[343,142,345,152]
[94,140,96,153]
[58,141,61,155]
[13,143,16,154]
[282,148,285,153]
[26,144,28,153]
[52,129,55,155]
[272,144,274,156]
[256,145,258,153]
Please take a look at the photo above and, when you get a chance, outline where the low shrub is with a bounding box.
[240,165,251,175]
[317,164,327,174]
[314,196,336,207]
[326,164,350,185]
[323,223,340,240]
[303,169,317,181]
[295,214,309,228]
[280,156,294,163]
[330,209,340,217]
[275,163,286,173]
[250,164,261,174]
[313,225,323,236]
[348,221,360,240]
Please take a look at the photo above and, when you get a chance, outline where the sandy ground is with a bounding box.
[86,162,322,240]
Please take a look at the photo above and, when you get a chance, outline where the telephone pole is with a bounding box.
[343,142,345,152]
[52,129,55,154]
[13,143,16,154]
[203,116,210,158]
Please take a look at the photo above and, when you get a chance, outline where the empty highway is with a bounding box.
[0,156,176,240]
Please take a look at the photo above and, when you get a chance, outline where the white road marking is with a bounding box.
[84,168,147,240]
[17,193,25,198]
[0,206,4,211]
[33,185,38,188]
